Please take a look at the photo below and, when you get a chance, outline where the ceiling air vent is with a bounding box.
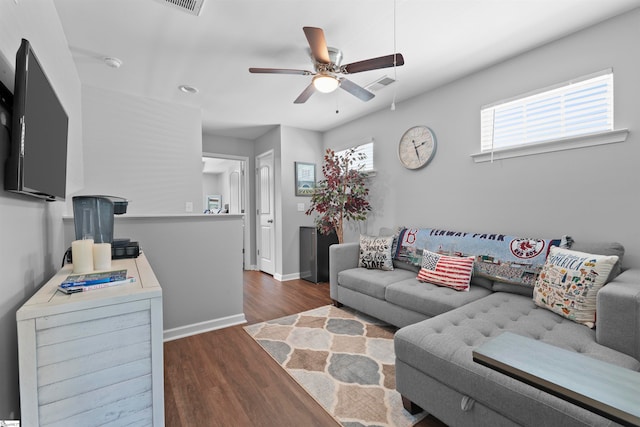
[365,76,396,92]
[158,0,205,16]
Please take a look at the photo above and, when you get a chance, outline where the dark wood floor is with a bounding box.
[164,271,446,426]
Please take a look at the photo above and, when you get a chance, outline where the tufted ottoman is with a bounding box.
[394,292,640,427]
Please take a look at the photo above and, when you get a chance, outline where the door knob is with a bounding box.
[267,219,273,223]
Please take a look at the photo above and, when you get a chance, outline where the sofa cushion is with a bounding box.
[358,234,394,271]
[393,259,420,273]
[571,240,625,280]
[395,292,640,426]
[491,281,534,297]
[338,267,416,300]
[533,247,619,328]
[385,279,492,318]
[417,250,475,291]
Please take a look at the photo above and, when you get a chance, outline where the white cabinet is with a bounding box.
[16,253,164,426]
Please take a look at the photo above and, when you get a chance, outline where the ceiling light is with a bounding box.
[179,85,199,94]
[103,57,122,69]
[312,74,339,93]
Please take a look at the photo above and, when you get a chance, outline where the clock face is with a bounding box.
[398,126,437,170]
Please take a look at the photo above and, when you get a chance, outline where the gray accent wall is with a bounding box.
[324,8,640,269]
[0,0,83,419]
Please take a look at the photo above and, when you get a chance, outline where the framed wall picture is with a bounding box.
[295,162,316,196]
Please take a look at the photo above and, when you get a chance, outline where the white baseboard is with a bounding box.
[274,272,300,282]
[163,313,247,342]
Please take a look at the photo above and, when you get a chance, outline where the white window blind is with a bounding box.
[336,140,374,172]
[481,70,613,153]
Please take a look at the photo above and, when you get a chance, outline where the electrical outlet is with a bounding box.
[185,201,193,212]
[297,203,305,212]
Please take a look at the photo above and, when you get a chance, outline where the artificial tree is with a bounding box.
[305,147,371,243]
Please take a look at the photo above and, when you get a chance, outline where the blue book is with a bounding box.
[60,269,127,288]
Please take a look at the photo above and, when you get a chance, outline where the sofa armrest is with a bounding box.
[596,269,640,361]
[329,242,360,300]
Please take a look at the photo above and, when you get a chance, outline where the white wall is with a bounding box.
[324,8,640,269]
[74,85,203,215]
[0,0,82,419]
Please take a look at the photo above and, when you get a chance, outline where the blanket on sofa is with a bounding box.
[393,227,568,288]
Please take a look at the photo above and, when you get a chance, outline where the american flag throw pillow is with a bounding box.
[417,249,475,291]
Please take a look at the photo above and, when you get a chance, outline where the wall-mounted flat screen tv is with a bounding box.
[4,38,68,201]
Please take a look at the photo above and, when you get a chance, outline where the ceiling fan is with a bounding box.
[249,26,405,104]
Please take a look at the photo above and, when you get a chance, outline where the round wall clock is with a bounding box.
[398,125,437,170]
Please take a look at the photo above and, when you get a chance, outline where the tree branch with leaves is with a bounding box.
[305,147,371,243]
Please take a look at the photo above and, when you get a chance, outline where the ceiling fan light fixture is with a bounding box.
[312,74,339,93]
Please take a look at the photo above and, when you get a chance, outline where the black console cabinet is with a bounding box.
[299,226,338,283]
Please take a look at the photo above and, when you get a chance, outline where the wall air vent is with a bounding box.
[364,76,396,92]
[158,0,205,16]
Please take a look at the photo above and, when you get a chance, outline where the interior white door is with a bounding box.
[256,151,275,275]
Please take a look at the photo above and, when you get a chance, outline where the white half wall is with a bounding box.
[63,215,245,337]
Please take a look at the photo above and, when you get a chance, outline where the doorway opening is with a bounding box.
[202,153,250,269]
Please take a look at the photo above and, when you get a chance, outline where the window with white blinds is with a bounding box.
[480,70,613,153]
[336,140,374,173]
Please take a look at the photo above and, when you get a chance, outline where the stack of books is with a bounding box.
[58,269,136,294]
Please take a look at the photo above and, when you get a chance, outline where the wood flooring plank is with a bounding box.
[164,271,446,427]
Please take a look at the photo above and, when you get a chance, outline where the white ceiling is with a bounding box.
[52,0,639,140]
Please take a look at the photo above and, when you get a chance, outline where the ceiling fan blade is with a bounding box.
[342,53,404,74]
[303,27,330,64]
[249,67,312,75]
[294,83,316,104]
[339,78,375,102]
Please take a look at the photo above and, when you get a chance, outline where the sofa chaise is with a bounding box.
[329,227,640,426]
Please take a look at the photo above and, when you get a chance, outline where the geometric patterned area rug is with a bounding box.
[243,305,427,427]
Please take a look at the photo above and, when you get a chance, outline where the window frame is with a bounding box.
[335,138,375,174]
[472,69,628,163]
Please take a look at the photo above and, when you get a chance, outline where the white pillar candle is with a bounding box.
[93,243,112,271]
[72,239,94,274]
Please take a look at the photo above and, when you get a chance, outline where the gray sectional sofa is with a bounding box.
[329,238,640,427]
